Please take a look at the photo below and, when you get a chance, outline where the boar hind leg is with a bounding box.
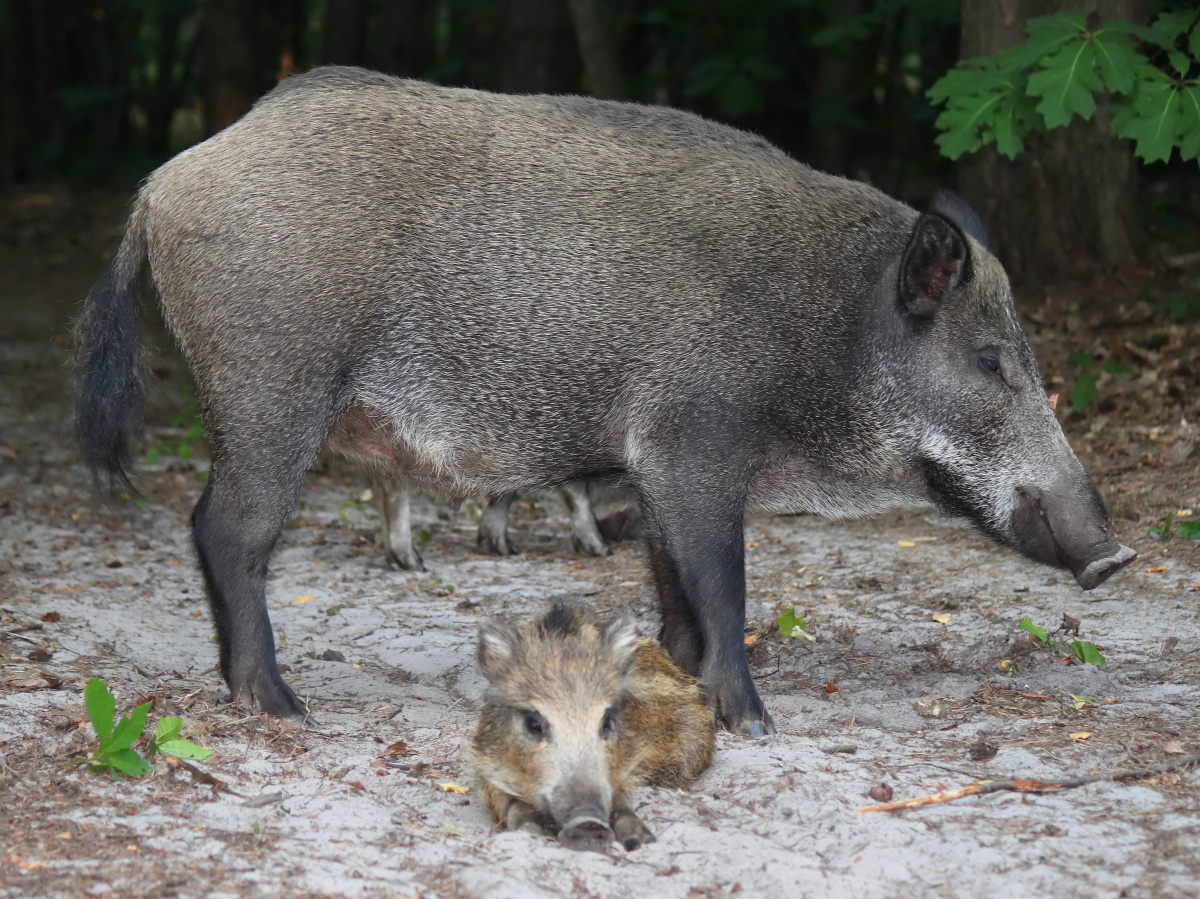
[611,794,655,851]
[642,487,774,736]
[192,425,326,719]
[561,481,610,557]
[477,493,516,555]
[379,480,424,571]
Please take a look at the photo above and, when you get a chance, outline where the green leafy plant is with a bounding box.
[1150,511,1200,539]
[1067,350,1097,410]
[777,606,815,642]
[1157,289,1200,320]
[929,10,1200,164]
[148,716,213,761]
[339,498,369,527]
[1019,617,1106,666]
[83,678,213,778]
[84,678,152,779]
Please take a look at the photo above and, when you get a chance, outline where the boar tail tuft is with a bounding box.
[75,203,150,493]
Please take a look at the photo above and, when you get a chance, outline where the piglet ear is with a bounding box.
[899,212,970,319]
[478,620,523,681]
[600,615,639,668]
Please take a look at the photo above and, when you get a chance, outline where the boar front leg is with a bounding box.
[641,478,774,737]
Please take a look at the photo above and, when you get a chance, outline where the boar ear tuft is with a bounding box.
[478,620,523,680]
[899,212,970,319]
[929,189,988,249]
[600,615,638,666]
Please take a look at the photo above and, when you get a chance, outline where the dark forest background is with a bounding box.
[0,0,1197,289]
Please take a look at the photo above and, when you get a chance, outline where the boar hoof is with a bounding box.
[231,669,312,722]
[1074,544,1137,590]
[558,812,614,853]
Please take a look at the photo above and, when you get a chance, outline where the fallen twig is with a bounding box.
[165,756,244,797]
[859,754,1200,813]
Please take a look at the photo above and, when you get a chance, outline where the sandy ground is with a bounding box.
[2,190,1199,899]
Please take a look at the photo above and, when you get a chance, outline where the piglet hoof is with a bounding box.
[476,530,513,557]
[385,544,425,573]
[613,813,655,851]
[570,532,611,558]
[558,812,614,853]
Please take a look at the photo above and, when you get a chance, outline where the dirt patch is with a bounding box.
[2,189,1199,899]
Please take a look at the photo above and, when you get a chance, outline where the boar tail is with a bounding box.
[75,202,150,493]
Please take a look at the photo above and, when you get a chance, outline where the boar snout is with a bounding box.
[1011,485,1137,590]
[558,807,615,853]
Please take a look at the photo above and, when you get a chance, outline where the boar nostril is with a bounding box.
[1074,544,1138,590]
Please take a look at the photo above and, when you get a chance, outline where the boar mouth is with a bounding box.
[1011,485,1137,590]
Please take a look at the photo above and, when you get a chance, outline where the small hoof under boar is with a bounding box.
[468,599,715,852]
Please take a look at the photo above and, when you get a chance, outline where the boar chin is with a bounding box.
[1011,485,1137,590]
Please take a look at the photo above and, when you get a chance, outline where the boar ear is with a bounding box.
[478,620,523,681]
[600,615,639,667]
[899,212,970,319]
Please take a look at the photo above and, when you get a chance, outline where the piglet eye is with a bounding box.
[524,713,544,737]
[979,356,1001,375]
[601,706,618,738]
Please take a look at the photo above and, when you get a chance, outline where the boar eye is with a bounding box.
[523,712,545,738]
[978,356,1002,377]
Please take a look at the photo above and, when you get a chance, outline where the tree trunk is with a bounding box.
[808,0,869,176]
[201,0,261,135]
[370,0,433,78]
[494,0,576,95]
[958,0,1148,291]
[323,0,369,67]
[565,0,625,100]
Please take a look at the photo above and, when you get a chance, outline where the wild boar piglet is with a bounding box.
[469,599,714,852]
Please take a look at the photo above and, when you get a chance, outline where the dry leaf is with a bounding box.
[1048,393,1059,410]
[897,540,916,547]
[824,681,838,694]
[437,824,465,836]
[1163,740,1185,755]
[1069,732,1092,741]
[293,595,316,603]
[1145,566,1168,574]
[381,740,413,758]
[931,612,952,623]
[437,781,470,794]
[743,634,759,646]
[868,783,893,802]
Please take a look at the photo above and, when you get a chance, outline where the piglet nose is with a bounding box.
[558,808,614,853]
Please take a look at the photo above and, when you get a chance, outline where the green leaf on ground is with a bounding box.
[1071,376,1097,410]
[1020,617,1047,643]
[1071,641,1107,667]
[149,716,214,761]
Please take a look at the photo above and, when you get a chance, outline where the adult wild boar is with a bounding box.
[76,66,1135,736]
